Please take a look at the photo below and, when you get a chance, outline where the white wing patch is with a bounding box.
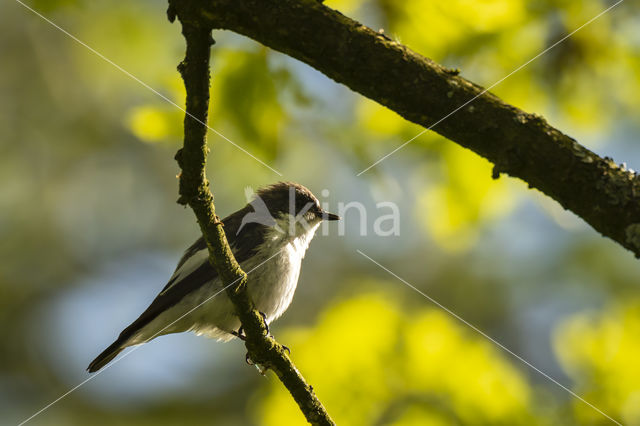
[159,248,209,296]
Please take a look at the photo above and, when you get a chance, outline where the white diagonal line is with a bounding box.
[357,0,624,176]
[356,249,622,425]
[14,0,283,176]
[18,247,285,426]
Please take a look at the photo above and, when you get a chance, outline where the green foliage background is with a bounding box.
[2,0,640,424]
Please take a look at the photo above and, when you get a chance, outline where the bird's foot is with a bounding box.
[245,352,267,375]
[258,311,270,335]
[257,312,291,354]
[231,327,246,341]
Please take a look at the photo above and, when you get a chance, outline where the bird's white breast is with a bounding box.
[245,222,319,323]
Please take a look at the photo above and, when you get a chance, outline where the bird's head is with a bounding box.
[251,182,340,238]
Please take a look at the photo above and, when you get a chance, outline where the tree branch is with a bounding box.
[170,6,334,426]
[178,0,640,257]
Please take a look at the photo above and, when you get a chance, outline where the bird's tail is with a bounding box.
[87,339,126,373]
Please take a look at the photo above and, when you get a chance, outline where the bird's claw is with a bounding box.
[245,352,267,375]
[231,327,246,341]
[282,344,290,355]
[259,311,270,335]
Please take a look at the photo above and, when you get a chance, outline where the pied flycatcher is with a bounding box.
[88,182,339,372]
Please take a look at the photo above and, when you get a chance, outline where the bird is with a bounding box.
[87,182,340,373]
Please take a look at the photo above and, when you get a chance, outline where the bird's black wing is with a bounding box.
[115,205,267,343]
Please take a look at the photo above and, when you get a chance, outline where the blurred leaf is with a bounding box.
[357,100,422,140]
[29,0,83,12]
[324,0,367,14]
[258,291,537,425]
[416,144,517,252]
[126,105,181,143]
[211,49,287,161]
[390,0,527,60]
[554,301,640,425]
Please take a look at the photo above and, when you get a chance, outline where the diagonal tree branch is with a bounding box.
[170,6,334,426]
[177,0,640,257]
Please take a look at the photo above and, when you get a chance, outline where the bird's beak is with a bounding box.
[322,211,341,221]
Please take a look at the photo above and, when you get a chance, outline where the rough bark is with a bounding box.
[171,8,334,426]
[173,0,640,257]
